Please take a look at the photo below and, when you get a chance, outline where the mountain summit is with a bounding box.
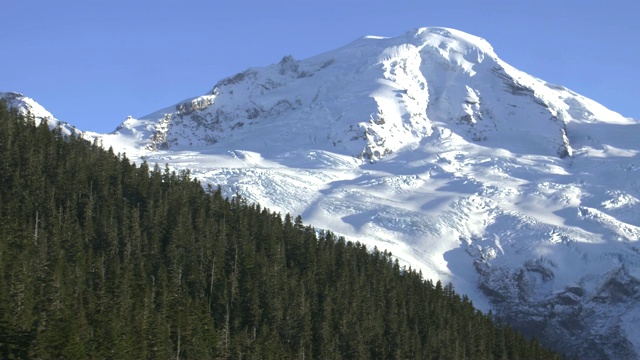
[0,91,80,137]
[108,27,629,160]
[6,27,640,359]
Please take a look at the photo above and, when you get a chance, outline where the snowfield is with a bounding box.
[5,27,640,359]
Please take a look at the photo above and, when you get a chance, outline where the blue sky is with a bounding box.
[2,0,638,133]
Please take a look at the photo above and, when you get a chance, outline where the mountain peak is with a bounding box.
[0,92,80,137]
[414,27,496,55]
[105,26,605,161]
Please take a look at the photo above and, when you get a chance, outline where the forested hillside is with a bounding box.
[0,100,563,359]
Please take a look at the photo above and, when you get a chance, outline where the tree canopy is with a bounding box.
[0,100,564,359]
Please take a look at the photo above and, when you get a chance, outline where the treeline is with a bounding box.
[0,100,563,359]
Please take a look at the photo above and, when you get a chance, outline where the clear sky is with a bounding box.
[2,0,638,133]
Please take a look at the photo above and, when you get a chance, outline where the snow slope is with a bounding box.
[7,27,640,359]
[0,92,82,137]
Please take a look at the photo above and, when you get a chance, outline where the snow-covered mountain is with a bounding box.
[6,27,640,359]
[0,92,81,137]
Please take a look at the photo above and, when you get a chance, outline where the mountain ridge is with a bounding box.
[102,27,633,163]
[0,91,81,137]
[4,27,640,359]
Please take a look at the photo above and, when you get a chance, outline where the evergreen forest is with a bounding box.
[0,100,564,359]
